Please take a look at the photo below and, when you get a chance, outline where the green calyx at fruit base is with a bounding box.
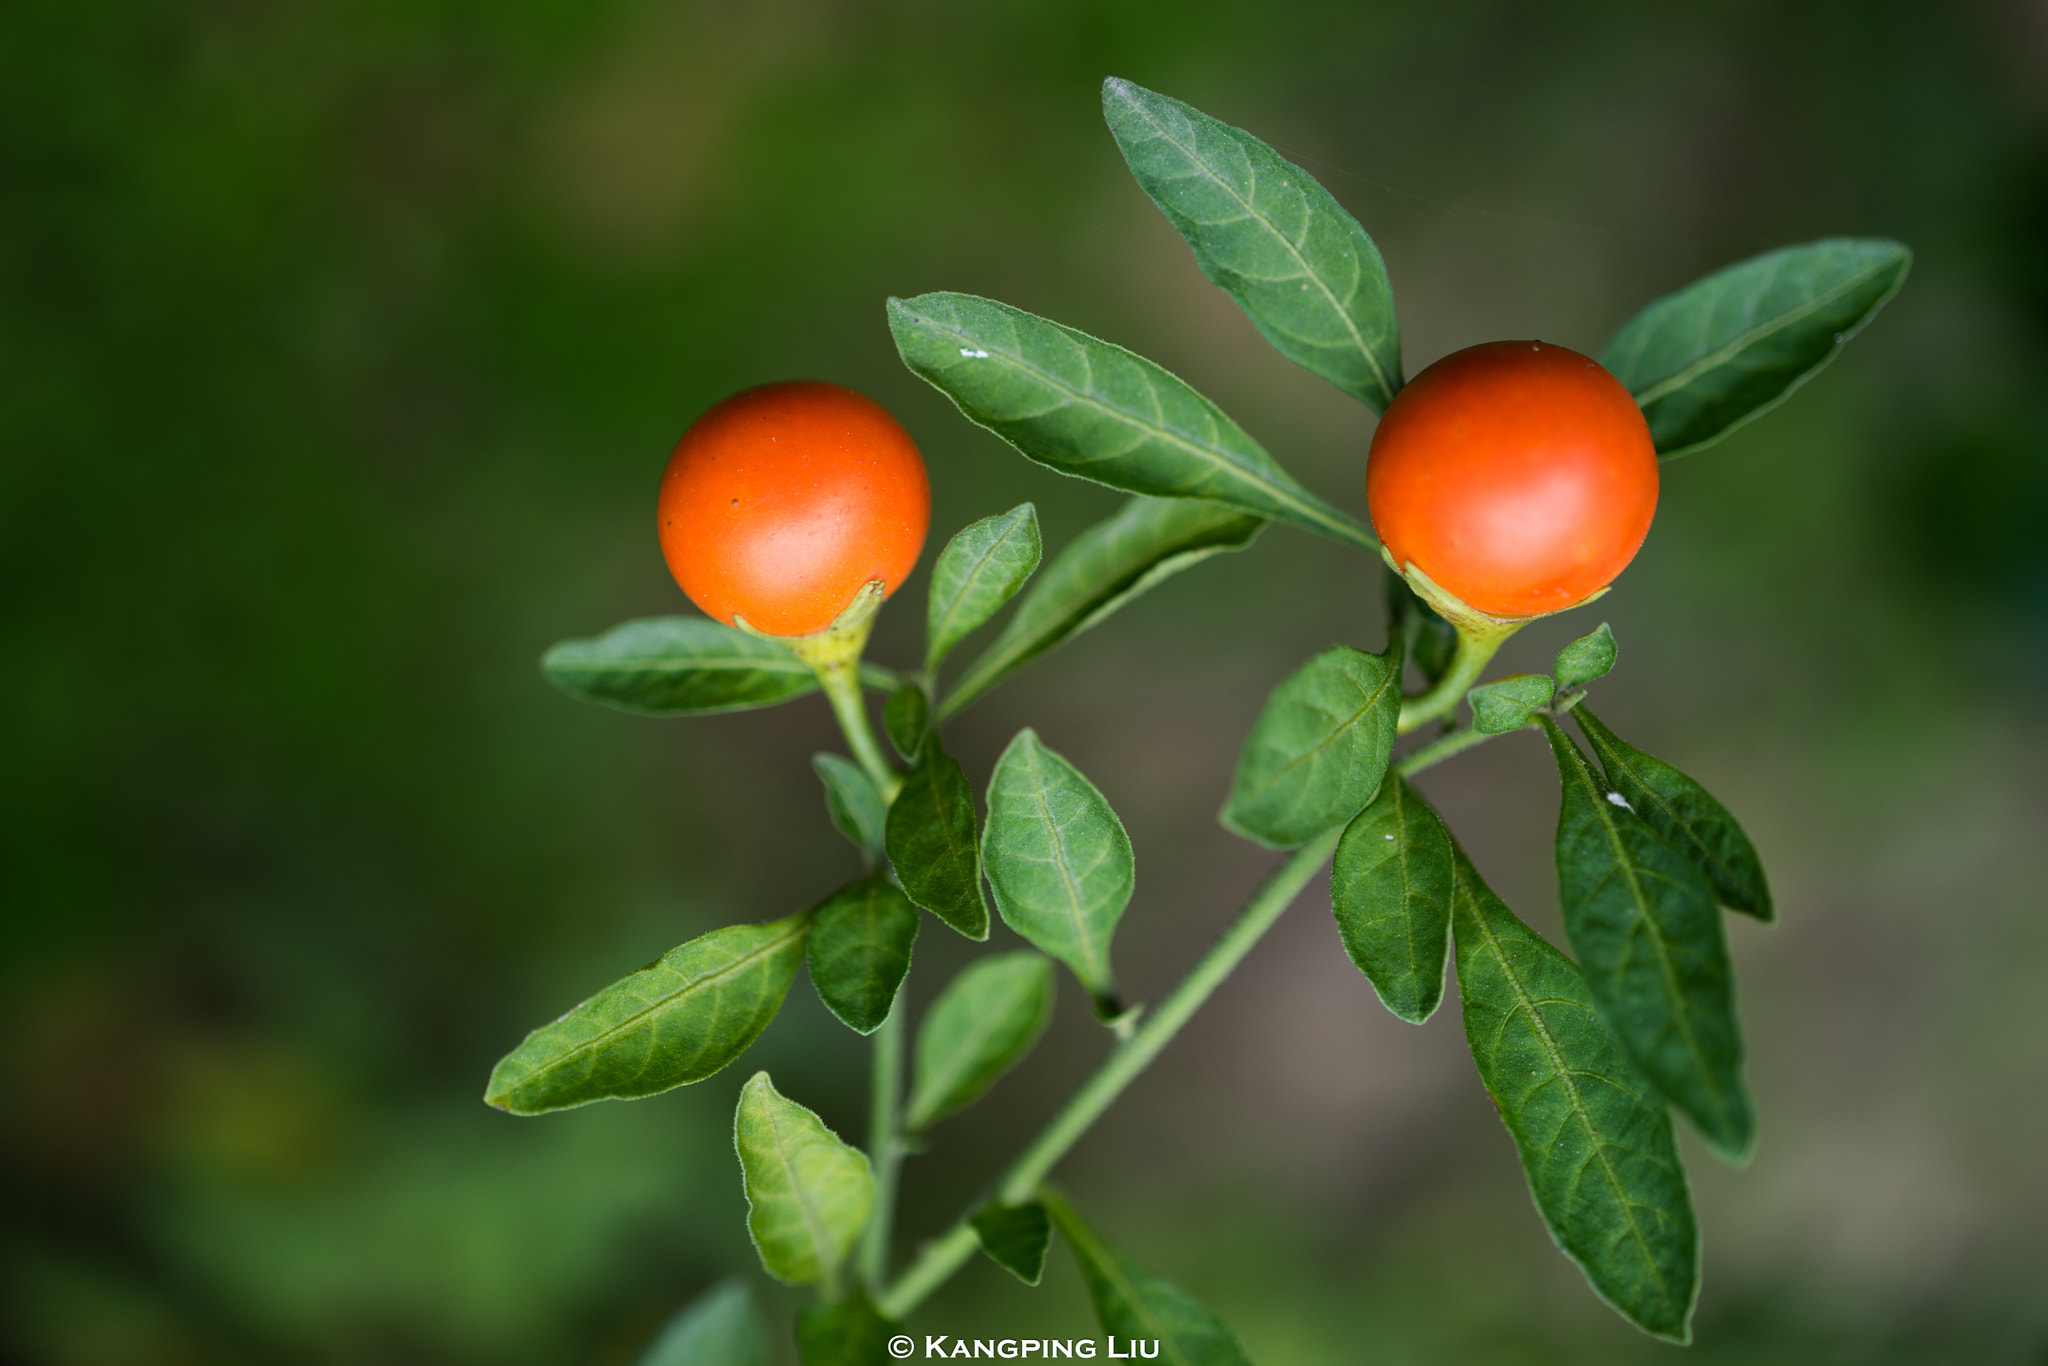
[739,580,903,802]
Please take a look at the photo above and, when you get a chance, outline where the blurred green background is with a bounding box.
[6,0,2046,1361]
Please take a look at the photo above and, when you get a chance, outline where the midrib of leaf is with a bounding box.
[1244,661,1395,801]
[1396,791,1426,981]
[1589,733,1742,894]
[932,521,1026,652]
[917,755,976,871]
[1021,747,1106,983]
[1114,90,1392,402]
[762,1093,840,1288]
[1463,882,1677,1310]
[1627,259,1894,408]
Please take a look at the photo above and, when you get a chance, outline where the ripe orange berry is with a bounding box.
[658,381,930,637]
[1366,341,1658,618]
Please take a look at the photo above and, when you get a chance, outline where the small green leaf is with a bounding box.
[971,1201,1052,1285]
[543,618,898,716]
[906,951,1056,1130]
[1222,644,1401,849]
[884,682,929,763]
[1575,707,1773,922]
[1046,1193,1254,1366]
[927,504,1043,673]
[1330,775,1452,1024]
[885,735,990,941]
[486,916,809,1115]
[1450,842,1699,1344]
[1554,624,1618,691]
[982,729,1134,1006]
[1600,238,1911,458]
[1541,719,1754,1160]
[733,1072,874,1295]
[1102,78,1401,412]
[635,1279,766,1366]
[1467,673,1555,735]
[807,874,919,1035]
[888,292,1376,550]
[795,1291,897,1366]
[815,753,886,858]
[943,497,1263,719]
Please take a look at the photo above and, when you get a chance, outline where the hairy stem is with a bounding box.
[861,994,906,1287]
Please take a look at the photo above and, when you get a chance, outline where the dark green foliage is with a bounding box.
[807,874,919,1035]
[1331,775,1452,1023]
[885,736,990,940]
[795,1292,898,1366]
[1467,673,1554,734]
[884,681,930,763]
[1554,624,1618,691]
[816,753,887,859]
[970,1201,1052,1285]
[1222,643,1400,848]
[1047,1195,1253,1366]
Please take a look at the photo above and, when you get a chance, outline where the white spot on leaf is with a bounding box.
[959,348,990,358]
[1605,791,1634,811]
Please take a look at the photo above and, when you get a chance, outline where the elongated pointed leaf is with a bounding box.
[486,916,809,1115]
[815,753,886,858]
[906,951,1055,1130]
[927,504,1043,673]
[807,874,918,1035]
[888,292,1375,549]
[1554,624,1618,691]
[1103,78,1401,411]
[1542,719,1754,1159]
[1450,844,1699,1344]
[942,496,1263,718]
[884,681,929,763]
[1222,644,1400,849]
[543,617,897,716]
[636,1279,766,1366]
[1575,708,1773,922]
[1047,1194,1253,1366]
[1467,673,1555,735]
[734,1072,874,1294]
[982,729,1134,1005]
[795,1291,897,1366]
[1331,775,1452,1023]
[971,1200,1052,1285]
[1601,238,1911,458]
[885,736,989,941]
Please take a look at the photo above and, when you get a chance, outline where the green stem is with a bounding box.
[817,663,901,801]
[861,993,906,1287]
[1396,627,1505,734]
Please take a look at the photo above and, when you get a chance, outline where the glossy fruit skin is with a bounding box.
[1366,341,1659,618]
[658,381,930,637]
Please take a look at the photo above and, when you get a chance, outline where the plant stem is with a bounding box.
[873,726,1494,1320]
[817,663,901,801]
[1396,627,1505,734]
[861,993,907,1287]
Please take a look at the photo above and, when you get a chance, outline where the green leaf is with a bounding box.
[1541,719,1754,1160]
[807,874,919,1035]
[905,951,1055,1130]
[1221,644,1400,849]
[543,618,899,717]
[971,1200,1052,1285]
[1467,673,1555,735]
[1330,775,1452,1024]
[1600,238,1912,459]
[815,753,886,858]
[1102,78,1401,412]
[887,292,1375,549]
[927,504,1043,673]
[982,729,1134,1006]
[1575,708,1773,922]
[1449,842,1699,1344]
[1554,624,1618,692]
[486,916,809,1115]
[885,735,990,941]
[635,1279,766,1366]
[883,681,929,763]
[1046,1193,1254,1366]
[795,1291,897,1366]
[733,1072,874,1295]
[942,497,1263,719]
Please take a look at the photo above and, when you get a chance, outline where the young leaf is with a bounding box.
[887,292,1376,550]
[807,874,919,1035]
[1574,708,1773,921]
[795,1291,898,1366]
[815,753,886,858]
[1467,673,1555,735]
[1221,644,1400,849]
[486,916,810,1115]
[1554,623,1618,691]
[927,504,1043,673]
[733,1072,874,1295]
[982,729,1135,1007]
[635,1279,766,1366]
[1541,719,1755,1160]
[905,951,1056,1130]
[942,496,1263,719]
[1046,1194,1254,1366]
[1102,78,1401,412]
[885,736,990,941]
[971,1200,1053,1285]
[1330,775,1452,1024]
[543,617,822,716]
[1450,843,1699,1344]
[884,681,929,763]
[1600,238,1911,458]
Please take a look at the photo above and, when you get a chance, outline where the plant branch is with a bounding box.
[861,994,907,1287]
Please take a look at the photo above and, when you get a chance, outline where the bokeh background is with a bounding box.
[7,1,2047,1361]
